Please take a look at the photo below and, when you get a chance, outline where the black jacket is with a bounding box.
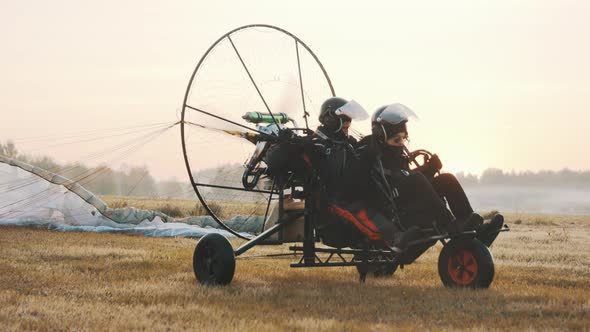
[353,135,401,217]
[357,135,436,184]
[356,135,409,183]
[304,126,363,202]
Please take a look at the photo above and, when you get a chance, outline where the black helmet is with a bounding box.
[371,103,417,144]
[318,97,350,133]
[319,97,349,124]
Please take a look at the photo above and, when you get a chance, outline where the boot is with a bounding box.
[476,214,504,246]
[457,212,483,232]
[390,226,421,252]
[446,213,483,235]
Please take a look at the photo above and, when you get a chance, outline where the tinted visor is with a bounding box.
[334,100,369,121]
[375,103,418,125]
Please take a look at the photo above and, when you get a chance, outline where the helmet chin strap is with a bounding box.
[380,124,387,142]
[334,117,343,133]
[326,110,343,133]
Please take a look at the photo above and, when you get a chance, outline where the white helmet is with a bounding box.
[372,103,417,125]
[371,103,418,143]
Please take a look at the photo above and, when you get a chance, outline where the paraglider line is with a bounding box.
[126,170,150,196]
[0,124,175,193]
[28,122,176,152]
[0,125,174,218]
[14,122,171,144]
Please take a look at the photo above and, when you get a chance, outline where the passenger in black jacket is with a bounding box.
[357,103,503,245]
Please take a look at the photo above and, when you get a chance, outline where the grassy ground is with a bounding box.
[100,195,204,217]
[100,195,266,220]
[1,213,589,331]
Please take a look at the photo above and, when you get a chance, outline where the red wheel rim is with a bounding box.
[447,249,478,285]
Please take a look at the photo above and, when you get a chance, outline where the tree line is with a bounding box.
[2,140,589,197]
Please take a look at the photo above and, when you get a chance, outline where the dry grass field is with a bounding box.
[100,195,265,220]
[1,212,589,331]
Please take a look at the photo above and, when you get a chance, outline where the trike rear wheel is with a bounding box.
[438,238,494,288]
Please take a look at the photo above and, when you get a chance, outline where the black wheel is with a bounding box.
[193,233,235,286]
[438,238,494,288]
[355,253,398,278]
[361,262,398,278]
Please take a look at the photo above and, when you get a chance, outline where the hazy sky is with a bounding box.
[1,0,589,180]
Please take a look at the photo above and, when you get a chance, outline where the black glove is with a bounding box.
[427,154,442,173]
[278,127,295,141]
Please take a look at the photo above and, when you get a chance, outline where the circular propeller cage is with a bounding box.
[181,24,335,239]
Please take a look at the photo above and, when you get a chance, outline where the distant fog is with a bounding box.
[464,186,590,215]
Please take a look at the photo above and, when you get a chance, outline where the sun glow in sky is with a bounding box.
[1,0,589,180]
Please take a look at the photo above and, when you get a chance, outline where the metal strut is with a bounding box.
[288,246,400,268]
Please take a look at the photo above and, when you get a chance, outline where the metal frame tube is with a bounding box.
[234,223,284,256]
